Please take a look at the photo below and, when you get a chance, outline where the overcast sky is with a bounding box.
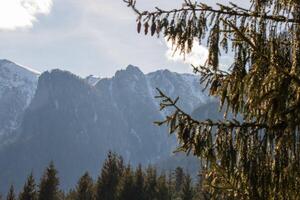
[0,0,248,77]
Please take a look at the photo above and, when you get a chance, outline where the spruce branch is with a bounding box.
[155,88,273,130]
[123,0,300,24]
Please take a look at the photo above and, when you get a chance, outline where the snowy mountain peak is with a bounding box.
[0,59,39,96]
[0,59,40,92]
[0,59,39,138]
[0,59,40,76]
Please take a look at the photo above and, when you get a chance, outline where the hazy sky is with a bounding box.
[0,0,248,77]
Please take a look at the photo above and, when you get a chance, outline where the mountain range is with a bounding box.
[0,59,216,193]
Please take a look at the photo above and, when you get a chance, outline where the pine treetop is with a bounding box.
[38,162,60,200]
[19,173,37,200]
[76,172,94,200]
[6,185,15,200]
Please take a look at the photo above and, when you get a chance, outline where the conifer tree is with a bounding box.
[174,167,185,196]
[117,165,135,200]
[75,172,94,200]
[64,190,77,200]
[96,152,124,200]
[124,0,300,198]
[144,165,157,200]
[6,185,16,200]
[38,162,60,200]
[133,164,145,200]
[180,174,194,200]
[19,173,37,200]
[166,171,175,200]
[156,173,170,200]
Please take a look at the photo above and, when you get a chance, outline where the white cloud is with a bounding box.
[0,0,52,30]
[166,38,208,66]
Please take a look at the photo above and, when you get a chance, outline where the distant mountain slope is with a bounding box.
[0,63,210,193]
[0,59,39,142]
[147,69,208,114]
[0,69,132,192]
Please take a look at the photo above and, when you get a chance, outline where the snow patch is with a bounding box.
[0,59,39,138]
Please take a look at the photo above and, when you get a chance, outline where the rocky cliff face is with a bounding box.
[0,62,210,192]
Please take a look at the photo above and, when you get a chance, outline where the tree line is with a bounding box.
[1,152,208,200]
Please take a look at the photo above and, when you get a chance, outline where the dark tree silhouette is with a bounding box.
[6,185,15,200]
[1,152,205,200]
[19,173,37,200]
[133,164,145,200]
[156,173,170,200]
[174,167,185,193]
[144,166,157,200]
[117,165,135,200]
[96,152,124,200]
[75,172,94,200]
[38,162,60,200]
[181,174,194,200]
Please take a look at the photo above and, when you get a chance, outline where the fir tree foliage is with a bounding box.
[174,167,185,193]
[19,173,37,200]
[2,153,208,200]
[38,162,60,200]
[144,165,157,200]
[64,190,77,200]
[117,165,135,200]
[96,151,124,200]
[156,173,170,200]
[75,172,94,200]
[124,0,300,198]
[6,185,15,200]
[181,174,194,200]
[167,171,175,200]
[133,164,145,200]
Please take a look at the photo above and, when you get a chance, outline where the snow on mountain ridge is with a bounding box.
[0,59,39,138]
[0,59,39,106]
[0,59,40,76]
